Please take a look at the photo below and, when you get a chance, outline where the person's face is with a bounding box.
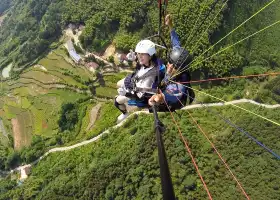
[137,53,150,66]
[167,62,178,75]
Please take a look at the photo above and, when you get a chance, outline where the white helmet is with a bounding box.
[135,40,156,56]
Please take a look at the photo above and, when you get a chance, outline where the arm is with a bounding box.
[165,14,181,48]
[170,29,181,48]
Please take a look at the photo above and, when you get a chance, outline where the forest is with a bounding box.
[0,0,279,77]
[0,105,279,199]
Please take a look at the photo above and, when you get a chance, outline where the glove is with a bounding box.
[124,74,134,90]
[117,87,127,96]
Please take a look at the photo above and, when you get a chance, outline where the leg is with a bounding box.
[115,95,129,114]
[115,95,130,122]
[117,78,125,88]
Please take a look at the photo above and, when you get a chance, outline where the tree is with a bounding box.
[58,103,78,132]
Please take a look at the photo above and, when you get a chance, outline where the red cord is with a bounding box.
[178,72,280,84]
[169,88,250,199]
[187,110,250,199]
[161,91,213,200]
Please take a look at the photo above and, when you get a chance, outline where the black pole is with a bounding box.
[145,0,168,51]
[158,0,162,36]
[152,106,176,200]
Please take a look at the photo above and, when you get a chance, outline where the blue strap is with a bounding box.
[128,99,147,107]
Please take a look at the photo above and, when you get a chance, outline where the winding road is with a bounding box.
[5,99,280,175]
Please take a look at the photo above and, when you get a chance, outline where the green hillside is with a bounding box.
[0,0,280,199]
[1,105,279,199]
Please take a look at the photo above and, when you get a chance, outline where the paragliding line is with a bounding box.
[171,85,280,160]
[177,72,280,84]
[172,92,250,199]
[189,20,280,71]
[161,93,213,200]
[176,0,229,76]
[173,0,277,78]
[146,0,168,49]
[171,80,280,127]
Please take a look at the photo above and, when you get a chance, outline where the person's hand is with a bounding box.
[117,87,127,96]
[166,63,175,75]
[126,51,136,61]
[165,14,173,29]
[148,93,165,106]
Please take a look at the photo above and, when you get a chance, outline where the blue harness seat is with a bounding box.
[128,99,147,107]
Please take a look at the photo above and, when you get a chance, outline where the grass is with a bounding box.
[29,106,44,135]
[21,97,32,109]
[38,53,75,75]
[4,96,19,108]
[46,89,88,102]
[15,110,33,149]
[0,42,127,150]
[20,70,62,84]
[27,89,88,136]
[3,105,22,119]
[2,80,88,138]
[53,47,94,83]
[0,101,33,149]
[79,102,96,138]
[0,118,9,147]
[13,87,31,96]
[0,43,95,149]
[11,84,49,96]
[94,73,128,96]
[193,75,279,104]
[43,69,86,88]
[0,134,9,147]
[33,47,93,88]
[103,72,129,83]
[86,102,120,139]
[95,86,117,98]
[0,100,4,108]
[31,95,60,136]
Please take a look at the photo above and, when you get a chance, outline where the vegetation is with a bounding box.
[2,0,279,78]
[214,0,280,68]
[0,0,11,15]
[0,0,280,199]
[0,105,279,199]
[0,63,128,170]
[58,103,79,132]
[86,102,120,139]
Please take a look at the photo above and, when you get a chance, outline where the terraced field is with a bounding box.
[0,47,92,150]
[0,45,127,154]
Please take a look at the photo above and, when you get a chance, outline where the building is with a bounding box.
[86,62,99,72]
[66,40,82,63]
[66,40,75,51]
[69,49,82,63]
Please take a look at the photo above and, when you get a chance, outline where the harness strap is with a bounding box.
[133,66,159,82]
[135,87,158,94]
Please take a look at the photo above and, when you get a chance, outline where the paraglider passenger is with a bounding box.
[115,40,165,122]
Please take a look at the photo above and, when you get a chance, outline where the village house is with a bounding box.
[66,40,82,64]
[85,62,99,72]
